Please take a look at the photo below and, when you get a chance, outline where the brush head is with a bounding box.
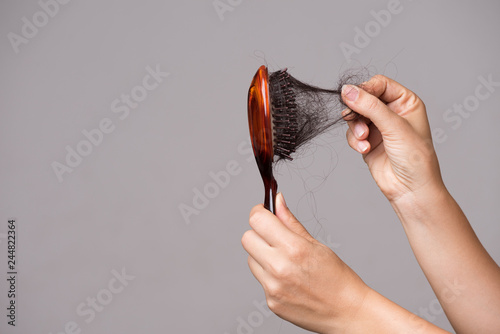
[248,66,299,163]
[249,65,358,164]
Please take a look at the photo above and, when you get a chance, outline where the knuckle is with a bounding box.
[346,128,356,147]
[249,209,266,228]
[271,260,292,280]
[365,74,385,89]
[343,109,357,121]
[372,74,386,82]
[364,96,380,112]
[346,128,351,141]
[266,282,285,306]
[403,91,420,110]
[248,205,259,220]
[241,230,253,247]
[349,139,358,151]
[266,297,280,314]
[420,99,426,110]
[269,255,300,284]
[286,241,306,261]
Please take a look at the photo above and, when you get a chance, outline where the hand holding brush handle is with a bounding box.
[242,193,449,333]
[242,75,500,333]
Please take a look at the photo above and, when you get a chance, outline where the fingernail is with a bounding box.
[357,141,369,153]
[279,192,287,208]
[342,85,359,102]
[354,123,365,138]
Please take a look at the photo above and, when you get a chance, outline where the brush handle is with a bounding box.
[264,177,278,214]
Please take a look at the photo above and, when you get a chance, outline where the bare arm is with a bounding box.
[392,185,500,333]
[342,75,500,333]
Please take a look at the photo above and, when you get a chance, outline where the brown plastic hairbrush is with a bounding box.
[247,65,358,213]
[247,65,298,213]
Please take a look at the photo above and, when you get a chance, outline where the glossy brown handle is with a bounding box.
[264,177,278,214]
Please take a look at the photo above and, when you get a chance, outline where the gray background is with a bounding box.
[1,1,499,333]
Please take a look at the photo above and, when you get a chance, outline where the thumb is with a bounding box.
[275,193,315,242]
[341,84,408,136]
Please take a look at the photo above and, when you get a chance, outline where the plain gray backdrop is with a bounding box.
[1,1,499,333]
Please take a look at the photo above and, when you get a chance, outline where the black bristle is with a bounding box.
[269,69,299,161]
[268,68,360,162]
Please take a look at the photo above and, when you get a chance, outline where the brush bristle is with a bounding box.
[268,68,359,162]
[269,69,298,161]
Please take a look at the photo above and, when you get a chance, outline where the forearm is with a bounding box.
[391,184,500,333]
[341,289,449,334]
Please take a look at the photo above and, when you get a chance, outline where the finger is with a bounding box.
[365,122,383,152]
[341,85,408,136]
[359,75,431,138]
[341,108,358,121]
[247,255,268,284]
[241,229,274,267]
[342,109,372,127]
[275,193,315,242]
[360,75,416,108]
[343,108,372,123]
[347,118,369,140]
[249,204,299,247]
[343,108,372,141]
[346,127,371,154]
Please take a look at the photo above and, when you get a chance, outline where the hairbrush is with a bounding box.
[247,65,359,213]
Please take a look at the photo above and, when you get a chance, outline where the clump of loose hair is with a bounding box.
[268,68,365,161]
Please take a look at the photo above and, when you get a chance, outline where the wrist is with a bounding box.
[324,282,373,334]
[342,289,389,333]
[390,180,450,227]
[344,289,450,333]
